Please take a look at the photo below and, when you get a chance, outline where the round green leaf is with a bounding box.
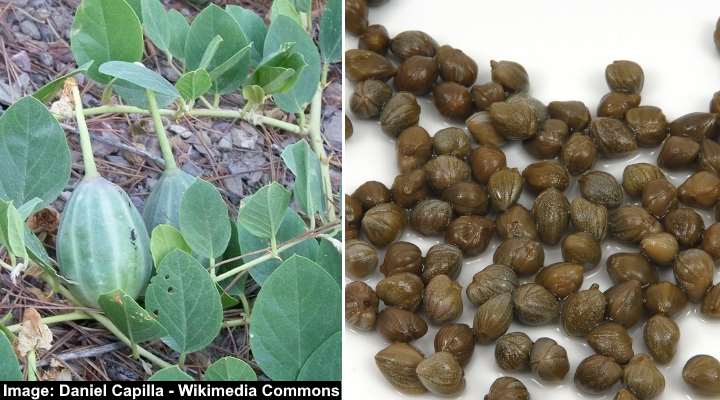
[98,289,168,345]
[99,61,179,99]
[296,331,341,380]
[281,140,324,219]
[147,366,193,381]
[150,224,191,267]
[236,182,290,240]
[319,0,341,63]
[316,237,340,285]
[167,10,190,62]
[217,220,248,297]
[179,179,231,260]
[176,70,212,102]
[204,357,257,381]
[141,0,171,54]
[225,6,267,65]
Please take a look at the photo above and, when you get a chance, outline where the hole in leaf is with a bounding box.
[167,287,175,294]
[164,274,170,280]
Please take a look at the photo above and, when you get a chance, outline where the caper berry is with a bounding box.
[562,133,597,175]
[422,243,463,283]
[377,307,428,342]
[350,79,393,119]
[562,283,607,336]
[490,60,529,93]
[493,238,545,276]
[605,60,644,94]
[495,332,533,372]
[587,322,634,364]
[376,272,424,311]
[466,264,518,307]
[380,241,422,277]
[644,281,688,317]
[530,337,570,381]
[391,169,429,209]
[415,351,465,395]
[561,232,601,270]
[397,126,432,173]
[361,202,406,247]
[409,199,453,236]
[434,323,475,366]
[435,45,478,86]
[346,49,396,82]
[606,252,658,287]
[424,274,463,324]
[535,262,584,299]
[683,354,720,395]
[512,283,559,326]
[597,91,641,119]
[345,281,379,331]
[470,82,505,111]
[445,215,495,256]
[375,342,426,394]
[473,292,513,344]
[579,170,624,208]
[644,314,680,364]
[548,100,591,131]
[604,280,644,328]
[574,354,623,394]
[394,55,438,95]
[470,145,507,184]
[345,239,378,278]
[533,188,570,245]
[433,81,473,119]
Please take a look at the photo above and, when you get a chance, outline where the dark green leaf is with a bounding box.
[145,250,223,353]
[176,69,212,102]
[249,43,306,94]
[98,289,168,344]
[319,0,341,63]
[147,366,193,381]
[199,36,224,71]
[99,61,179,98]
[124,0,142,21]
[167,10,189,62]
[70,0,144,83]
[316,237,340,285]
[150,224,191,267]
[0,200,27,261]
[24,227,57,278]
[242,85,265,106]
[204,357,257,381]
[292,0,312,13]
[225,6,267,65]
[216,283,239,309]
[0,331,21,380]
[296,331,341,380]
[33,61,93,103]
[208,44,252,83]
[281,140,324,219]
[236,182,290,241]
[141,0,172,54]
[217,220,248,297]
[179,179,231,260]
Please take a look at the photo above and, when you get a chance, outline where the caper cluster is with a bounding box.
[346,3,720,398]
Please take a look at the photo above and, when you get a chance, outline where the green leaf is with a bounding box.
[225,6,267,65]
[0,200,28,261]
[199,36,224,71]
[147,366,193,381]
[249,43,307,94]
[242,85,265,106]
[264,16,321,112]
[176,69,212,102]
[316,237,340,285]
[216,283,239,309]
[112,80,177,109]
[250,255,340,380]
[293,0,312,13]
[70,0,144,83]
[184,4,251,94]
[33,61,93,103]
[238,208,318,285]
[99,61,179,99]
[319,0,341,63]
[24,228,57,278]
[17,198,42,220]
[208,44,252,83]
[270,0,303,27]
[179,179,231,261]
[204,357,257,381]
[124,0,142,21]
[297,331,341,380]
[236,182,290,241]
[98,289,168,345]
[0,331,21,380]
[141,0,171,54]
[145,250,223,354]
[217,220,248,297]
[281,140,324,219]
[150,224,191,267]
[167,10,190,62]
[0,96,71,208]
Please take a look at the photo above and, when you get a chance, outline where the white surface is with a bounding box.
[343,1,720,399]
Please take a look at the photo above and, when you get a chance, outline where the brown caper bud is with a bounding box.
[626,106,668,146]
[375,342,426,394]
[352,180,391,210]
[473,292,513,344]
[380,241,422,277]
[699,138,720,174]
[533,188,570,245]
[497,205,538,241]
[622,163,666,197]
[416,351,465,395]
[607,253,658,287]
[535,262,584,299]
[574,354,623,394]
[434,323,475,366]
[433,127,471,159]
[391,169,429,209]
[513,283,560,326]
[410,199,453,236]
[424,155,471,192]
[442,181,489,216]
[664,207,705,248]
[562,283,607,336]
[350,79,392,119]
[394,56,438,96]
[588,322,635,364]
[489,101,538,140]
[433,82,473,119]
[616,388,640,400]
[657,135,700,170]
[361,202,406,247]
[624,354,666,399]
[597,91,641,119]
[345,49,396,82]
[644,281,688,317]
[494,332,533,372]
[548,100,591,131]
[605,60,644,94]
[345,239,378,278]
[590,117,638,156]
[703,283,720,317]
[466,111,506,146]
[445,215,495,256]
[702,222,720,260]
[524,119,569,159]
[683,354,720,395]
[579,171,624,208]
[678,170,720,208]
[673,248,714,303]
[561,133,597,175]
[380,92,421,137]
[435,45,478,86]
[345,281,379,331]
[345,194,364,234]
[345,0,368,35]
[522,160,570,193]
[570,197,608,241]
[712,90,720,113]
[493,238,545,276]
[604,280,644,328]
[642,178,677,219]
[485,376,530,400]
[530,337,570,381]
[424,274,463,324]
[358,24,389,54]
[466,264,518,306]
[488,168,523,211]
[345,114,353,140]
[669,112,718,142]
[390,30,437,61]
[376,272,424,312]
[507,93,547,123]
[377,307,428,342]
[490,60,529,93]
[640,232,679,267]
[397,126,432,173]
[422,243,463,283]
[644,314,680,364]
[470,145,507,184]
[470,82,506,111]
[561,232,601,270]
[608,205,662,244]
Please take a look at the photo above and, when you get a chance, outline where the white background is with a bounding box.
[344,0,720,399]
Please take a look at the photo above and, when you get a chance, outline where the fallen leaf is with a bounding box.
[17,308,53,357]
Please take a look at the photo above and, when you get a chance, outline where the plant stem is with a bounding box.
[146,90,177,171]
[5,311,91,333]
[308,63,337,222]
[222,318,248,328]
[26,351,37,381]
[70,79,98,178]
[178,353,186,368]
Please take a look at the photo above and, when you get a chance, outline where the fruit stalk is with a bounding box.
[146,90,177,170]
[70,79,98,178]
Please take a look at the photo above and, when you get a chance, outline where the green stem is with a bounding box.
[178,353,186,368]
[222,318,248,328]
[6,311,91,333]
[308,63,337,222]
[238,293,250,319]
[26,351,37,381]
[71,80,99,178]
[146,90,177,170]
